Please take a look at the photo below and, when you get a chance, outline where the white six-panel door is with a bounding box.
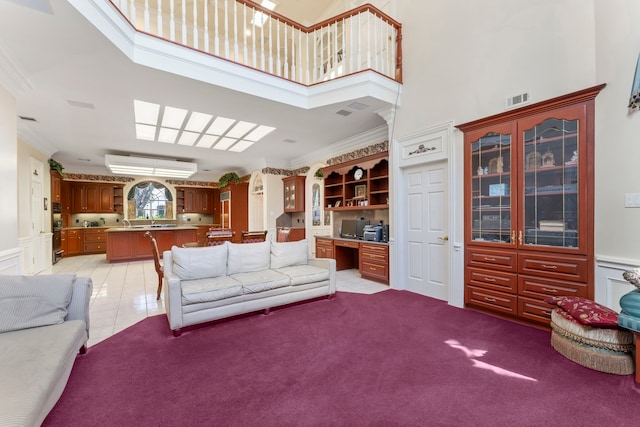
[403,160,449,300]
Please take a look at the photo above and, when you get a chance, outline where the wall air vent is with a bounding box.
[505,91,530,109]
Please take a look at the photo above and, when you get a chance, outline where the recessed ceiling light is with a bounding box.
[244,125,275,142]
[196,134,219,148]
[136,124,156,141]
[185,112,213,133]
[178,131,200,146]
[207,116,235,135]
[158,127,179,143]
[134,100,159,125]
[105,154,196,178]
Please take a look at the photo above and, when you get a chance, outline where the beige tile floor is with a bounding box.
[42,254,388,347]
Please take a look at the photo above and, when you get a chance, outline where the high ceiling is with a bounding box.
[0,0,390,181]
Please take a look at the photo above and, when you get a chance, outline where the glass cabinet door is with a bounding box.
[469,132,513,244]
[520,116,580,249]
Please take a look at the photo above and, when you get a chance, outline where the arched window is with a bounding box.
[127,181,173,219]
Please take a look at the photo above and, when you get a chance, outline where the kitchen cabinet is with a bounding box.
[83,228,107,253]
[321,151,388,211]
[457,84,604,326]
[50,170,62,203]
[70,182,120,213]
[176,187,218,214]
[106,228,198,262]
[65,229,83,256]
[219,183,248,243]
[61,181,71,215]
[283,176,305,212]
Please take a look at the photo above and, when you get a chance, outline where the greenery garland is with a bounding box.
[218,172,241,188]
[49,159,66,178]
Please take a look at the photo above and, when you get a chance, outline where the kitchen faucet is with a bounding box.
[122,219,131,228]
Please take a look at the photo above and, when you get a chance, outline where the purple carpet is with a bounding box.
[44,290,639,426]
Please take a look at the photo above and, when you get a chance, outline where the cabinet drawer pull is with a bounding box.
[542,287,558,293]
[541,264,558,269]
[484,277,496,282]
[484,297,497,303]
[483,257,496,261]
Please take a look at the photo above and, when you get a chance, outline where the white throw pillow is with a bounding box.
[227,241,271,275]
[171,244,228,280]
[0,274,76,333]
[270,239,308,269]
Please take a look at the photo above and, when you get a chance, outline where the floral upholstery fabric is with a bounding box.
[544,296,619,328]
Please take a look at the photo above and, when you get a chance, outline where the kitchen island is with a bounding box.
[106,226,198,262]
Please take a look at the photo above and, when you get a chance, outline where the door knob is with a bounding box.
[438,236,449,241]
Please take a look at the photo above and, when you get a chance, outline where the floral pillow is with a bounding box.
[544,296,619,328]
[623,268,640,288]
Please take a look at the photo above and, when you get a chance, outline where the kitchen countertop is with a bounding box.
[106,225,198,232]
[314,235,389,246]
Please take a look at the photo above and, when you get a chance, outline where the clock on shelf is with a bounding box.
[354,168,363,180]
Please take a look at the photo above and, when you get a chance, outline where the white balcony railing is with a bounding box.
[110,0,402,85]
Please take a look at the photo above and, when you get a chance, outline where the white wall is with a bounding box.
[0,83,21,273]
[392,0,600,301]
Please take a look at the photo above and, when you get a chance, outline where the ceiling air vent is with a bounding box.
[18,115,37,122]
[336,109,352,116]
[505,91,530,109]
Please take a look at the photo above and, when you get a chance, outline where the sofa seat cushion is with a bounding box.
[0,320,87,427]
[274,265,330,286]
[231,270,291,293]
[181,276,243,305]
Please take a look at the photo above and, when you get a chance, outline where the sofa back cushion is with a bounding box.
[271,239,309,269]
[227,241,271,275]
[172,244,228,280]
[0,274,76,333]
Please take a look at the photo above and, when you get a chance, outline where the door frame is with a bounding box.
[392,121,464,307]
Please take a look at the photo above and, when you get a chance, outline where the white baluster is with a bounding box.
[276,19,281,76]
[193,0,198,50]
[214,0,219,56]
[298,30,302,82]
[305,31,309,84]
[156,0,163,38]
[243,5,247,65]
[268,17,273,74]
[290,27,295,80]
[313,28,318,83]
[233,0,238,61]
[334,22,338,77]
[204,0,209,53]
[349,15,354,75]
[373,14,378,73]
[357,13,362,72]
[143,0,149,32]
[283,24,288,79]
[224,0,229,59]
[260,12,265,71]
[366,12,371,69]
[251,8,256,67]
[130,0,136,27]
[341,18,346,76]
[181,0,186,45]
[169,0,175,41]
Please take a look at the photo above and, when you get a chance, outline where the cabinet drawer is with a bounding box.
[361,248,388,263]
[518,275,588,300]
[84,242,106,253]
[465,285,517,316]
[466,247,516,272]
[467,268,517,293]
[361,260,388,281]
[518,296,554,325]
[360,243,388,255]
[518,253,588,282]
[335,240,359,249]
[84,233,106,243]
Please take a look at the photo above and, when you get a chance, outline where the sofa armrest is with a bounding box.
[308,258,336,294]
[65,276,93,337]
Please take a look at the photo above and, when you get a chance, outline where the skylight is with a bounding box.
[133,100,275,152]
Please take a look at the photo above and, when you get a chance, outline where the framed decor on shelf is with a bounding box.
[355,184,367,199]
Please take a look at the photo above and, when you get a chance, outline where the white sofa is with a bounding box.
[163,239,336,335]
[0,274,92,427]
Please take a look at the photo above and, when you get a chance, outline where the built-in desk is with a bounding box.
[314,236,389,284]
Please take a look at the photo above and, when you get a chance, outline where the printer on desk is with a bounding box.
[363,223,388,242]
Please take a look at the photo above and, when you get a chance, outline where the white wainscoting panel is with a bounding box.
[595,255,640,312]
[0,248,23,275]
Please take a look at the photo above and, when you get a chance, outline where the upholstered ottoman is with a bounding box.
[618,287,640,382]
[546,296,634,375]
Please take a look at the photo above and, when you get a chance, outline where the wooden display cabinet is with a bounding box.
[283,176,305,212]
[457,84,604,326]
